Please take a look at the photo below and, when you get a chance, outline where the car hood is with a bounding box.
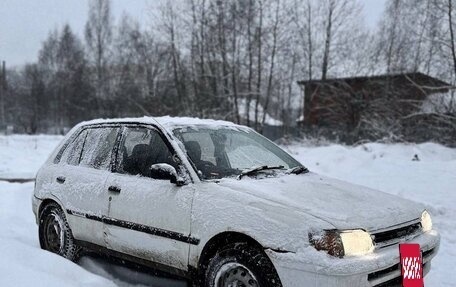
[216,172,423,231]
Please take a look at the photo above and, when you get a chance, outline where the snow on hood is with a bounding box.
[217,172,424,231]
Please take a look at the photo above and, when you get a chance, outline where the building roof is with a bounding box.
[297,72,453,90]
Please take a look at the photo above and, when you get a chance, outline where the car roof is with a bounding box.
[77,116,247,133]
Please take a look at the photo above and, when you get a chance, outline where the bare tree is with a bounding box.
[318,0,363,79]
[245,0,255,126]
[4,0,455,146]
[321,0,334,80]
[261,0,281,128]
[85,0,113,113]
[158,1,189,115]
[448,0,456,76]
[254,0,264,129]
[230,1,241,124]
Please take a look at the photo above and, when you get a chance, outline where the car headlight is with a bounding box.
[421,210,433,232]
[309,229,374,258]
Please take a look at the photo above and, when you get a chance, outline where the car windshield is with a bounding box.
[173,126,303,179]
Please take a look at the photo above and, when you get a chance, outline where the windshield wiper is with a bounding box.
[287,166,309,175]
[238,165,285,180]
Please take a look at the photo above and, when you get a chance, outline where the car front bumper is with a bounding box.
[266,230,440,287]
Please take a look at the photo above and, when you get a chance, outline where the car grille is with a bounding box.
[372,275,402,287]
[367,248,437,287]
[371,221,422,248]
[369,260,432,287]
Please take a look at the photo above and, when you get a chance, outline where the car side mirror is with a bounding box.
[150,164,184,185]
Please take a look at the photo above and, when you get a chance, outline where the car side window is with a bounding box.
[80,127,119,170]
[59,130,88,165]
[117,127,177,178]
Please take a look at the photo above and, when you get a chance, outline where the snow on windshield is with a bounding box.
[173,127,302,179]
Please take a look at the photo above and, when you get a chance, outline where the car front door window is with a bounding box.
[117,127,177,179]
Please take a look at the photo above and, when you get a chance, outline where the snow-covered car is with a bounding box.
[32,117,440,287]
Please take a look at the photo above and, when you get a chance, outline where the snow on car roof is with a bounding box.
[77,116,246,133]
[155,116,242,129]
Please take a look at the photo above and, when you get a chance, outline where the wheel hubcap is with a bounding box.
[44,211,64,254]
[215,263,259,287]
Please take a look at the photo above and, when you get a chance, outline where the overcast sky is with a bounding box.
[0,0,386,67]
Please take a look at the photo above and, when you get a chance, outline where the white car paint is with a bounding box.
[104,171,195,270]
[58,165,111,246]
[33,116,440,287]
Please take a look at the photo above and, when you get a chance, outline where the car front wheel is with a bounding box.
[38,202,80,261]
[204,242,282,287]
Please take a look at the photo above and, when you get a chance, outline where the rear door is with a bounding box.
[55,126,120,246]
[104,125,196,271]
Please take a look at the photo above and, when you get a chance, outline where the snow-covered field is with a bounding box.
[0,135,455,286]
[0,135,62,180]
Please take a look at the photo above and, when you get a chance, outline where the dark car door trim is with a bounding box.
[73,239,191,280]
[66,209,200,245]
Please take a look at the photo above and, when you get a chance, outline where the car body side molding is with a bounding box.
[66,209,200,245]
[74,239,191,280]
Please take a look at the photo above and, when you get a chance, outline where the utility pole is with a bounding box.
[0,61,5,129]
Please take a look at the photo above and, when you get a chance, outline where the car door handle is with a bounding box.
[56,176,66,184]
[108,185,121,193]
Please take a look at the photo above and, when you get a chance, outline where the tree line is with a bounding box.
[1,0,455,135]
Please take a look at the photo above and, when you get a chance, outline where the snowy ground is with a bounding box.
[0,135,455,286]
[0,135,62,180]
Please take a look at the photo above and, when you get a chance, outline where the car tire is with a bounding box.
[204,242,282,287]
[38,202,81,262]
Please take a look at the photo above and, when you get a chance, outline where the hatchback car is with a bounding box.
[33,117,440,287]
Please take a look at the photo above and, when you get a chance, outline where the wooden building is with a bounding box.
[297,72,452,130]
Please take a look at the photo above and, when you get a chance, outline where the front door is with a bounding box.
[104,126,195,271]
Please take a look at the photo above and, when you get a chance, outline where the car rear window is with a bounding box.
[80,127,119,170]
[59,130,88,165]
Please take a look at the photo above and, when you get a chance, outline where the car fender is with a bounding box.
[188,181,334,268]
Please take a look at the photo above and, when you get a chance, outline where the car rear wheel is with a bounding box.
[204,243,282,287]
[39,202,80,261]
